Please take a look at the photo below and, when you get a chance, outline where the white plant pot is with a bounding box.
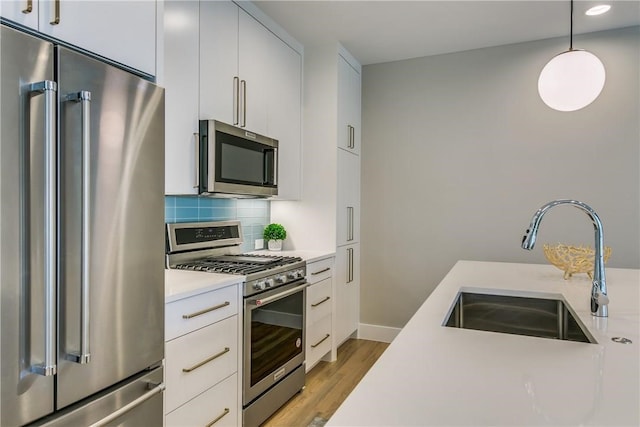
[267,239,282,251]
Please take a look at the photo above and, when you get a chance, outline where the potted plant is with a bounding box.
[263,223,287,251]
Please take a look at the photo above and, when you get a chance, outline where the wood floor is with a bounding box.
[262,338,389,427]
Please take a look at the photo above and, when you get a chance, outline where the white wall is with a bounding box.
[361,27,640,328]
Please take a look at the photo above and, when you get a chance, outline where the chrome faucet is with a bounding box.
[521,200,609,317]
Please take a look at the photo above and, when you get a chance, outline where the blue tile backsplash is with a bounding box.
[165,196,270,252]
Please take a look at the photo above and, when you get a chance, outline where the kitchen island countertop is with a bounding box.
[328,260,640,426]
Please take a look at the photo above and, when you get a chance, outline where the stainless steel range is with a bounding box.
[166,220,307,427]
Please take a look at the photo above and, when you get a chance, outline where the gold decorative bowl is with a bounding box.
[543,243,612,280]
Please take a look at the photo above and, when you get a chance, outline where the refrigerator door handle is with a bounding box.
[28,80,58,376]
[87,382,165,427]
[65,91,92,364]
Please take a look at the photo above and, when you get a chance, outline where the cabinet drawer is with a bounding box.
[166,285,238,341]
[306,257,333,284]
[306,314,332,370]
[307,278,332,324]
[165,373,238,427]
[165,315,238,413]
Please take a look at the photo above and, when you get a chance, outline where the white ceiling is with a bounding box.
[253,0,640,65]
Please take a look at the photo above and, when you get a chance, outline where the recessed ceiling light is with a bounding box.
[585,5,611,16]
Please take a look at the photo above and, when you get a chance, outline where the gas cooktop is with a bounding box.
[166,221,305,296]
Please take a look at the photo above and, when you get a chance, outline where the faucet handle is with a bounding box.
[596,293,610,305]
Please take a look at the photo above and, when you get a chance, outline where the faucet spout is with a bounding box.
[521,200,608,317]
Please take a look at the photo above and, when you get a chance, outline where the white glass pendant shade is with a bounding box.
[538,49,606,112]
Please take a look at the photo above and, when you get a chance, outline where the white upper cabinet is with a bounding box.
[338,54,362,154]
[164,0,199,195]
[199,0,239,125]
[2,0,157,75]
[199,1,302,199]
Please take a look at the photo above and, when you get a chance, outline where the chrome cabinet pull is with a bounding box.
[50,0,60,24]
[22,0,33,13]
[88,383,165,427]
[193,132,199,189]
[311,267,330,276]
[347,248,354,283]
[206,408,230,427]
[240,79,247,127]
[233,76,239,125]
[182,301,230,319]
[347,207,354,241]
[351,125,355,148]
[66,91,92,365]
[182,347,230,373]
[28,80,58,376]
[311,296,330,308]
[311,334,330,348]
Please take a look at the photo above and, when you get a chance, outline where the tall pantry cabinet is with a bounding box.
[271,43,362,349]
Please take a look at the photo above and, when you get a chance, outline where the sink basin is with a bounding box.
[444,291,596,344]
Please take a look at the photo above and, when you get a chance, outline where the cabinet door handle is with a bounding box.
[182,347,230,373]
[347,207,354,241]
[311,267,330,276]
[66,91,93,365]
[240,79,247,127]
[311,334,330,348]
[347,247,354,283]
[206,408,230,427]
[182,301,230,319]
[233,76,239,125]
[50,0,60,25]
[22,0,33,13]
[311,296,330,307]
[193,132,199,189]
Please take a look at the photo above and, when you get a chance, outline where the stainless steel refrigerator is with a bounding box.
[1,24,165,426]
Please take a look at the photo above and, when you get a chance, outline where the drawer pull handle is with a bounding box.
[182,347,230,373]
[311,296,331,307]
[311,334,330,348]
[206,408,230,427]
[182,301,230,319]
[311,267,330,276]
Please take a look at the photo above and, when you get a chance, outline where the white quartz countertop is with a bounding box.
[165,269,243,303]
[327,261,640,426]
[249,249,335,263]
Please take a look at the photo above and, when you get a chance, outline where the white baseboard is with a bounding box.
[357,323,401,343]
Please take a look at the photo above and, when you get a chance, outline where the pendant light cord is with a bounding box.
[569,0,574,50]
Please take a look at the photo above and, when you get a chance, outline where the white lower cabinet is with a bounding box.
[335,244,360,346]
[164,284,240,426]
[305,257,335,371]
[165,374,238,427]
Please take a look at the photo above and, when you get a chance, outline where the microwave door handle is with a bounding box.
[272,147,278,186]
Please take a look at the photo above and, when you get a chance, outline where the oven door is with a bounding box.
[243,280,306,406]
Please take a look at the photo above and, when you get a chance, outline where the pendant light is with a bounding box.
[538,0,606,112]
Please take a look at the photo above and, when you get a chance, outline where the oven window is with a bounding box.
[216,131,275,186]
[250,290,303,387]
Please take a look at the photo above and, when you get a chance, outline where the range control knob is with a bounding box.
[288,270,300,280]
[253,281,266,291]
[276,275,287,284]
[264,278,275,288]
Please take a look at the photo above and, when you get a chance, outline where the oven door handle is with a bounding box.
[251,283,307,306]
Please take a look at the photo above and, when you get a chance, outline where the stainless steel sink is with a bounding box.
[444,291,597,344]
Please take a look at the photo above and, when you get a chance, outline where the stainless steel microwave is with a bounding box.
[198,120,278,197]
